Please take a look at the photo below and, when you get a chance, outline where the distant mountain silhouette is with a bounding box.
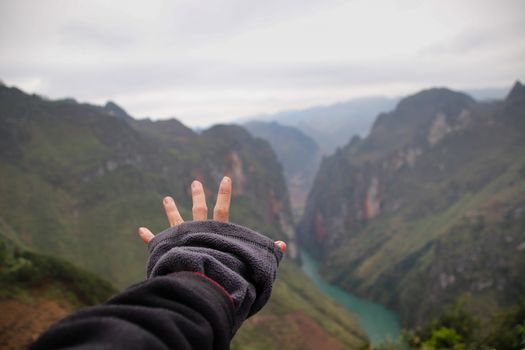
[242,96,398,154]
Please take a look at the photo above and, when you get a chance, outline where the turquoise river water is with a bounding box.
[300,250,401,346]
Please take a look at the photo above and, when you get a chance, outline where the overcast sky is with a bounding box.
[1,0,524,126]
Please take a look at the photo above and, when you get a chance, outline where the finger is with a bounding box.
[163,196,184,227]
[138,227,155,244]
[214,176,232,222]
[275,240,287,253]
[191,180,208,220]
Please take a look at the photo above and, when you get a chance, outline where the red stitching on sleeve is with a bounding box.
[192,271,235,306]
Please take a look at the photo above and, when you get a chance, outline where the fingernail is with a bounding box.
[275,241,287,253]
[138,227,145,235]
[222,176,231,183]
[192,180,198,188]
[163,196,171,204]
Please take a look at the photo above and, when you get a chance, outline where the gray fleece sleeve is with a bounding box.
[147,220,284,333]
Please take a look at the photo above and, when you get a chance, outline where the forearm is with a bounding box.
[30,273,234,350]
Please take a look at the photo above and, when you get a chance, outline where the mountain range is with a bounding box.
[1,79,523,349]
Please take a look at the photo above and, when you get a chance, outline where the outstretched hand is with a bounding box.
[138,177,286,253]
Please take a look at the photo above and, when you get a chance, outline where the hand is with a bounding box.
[138,176,287,252]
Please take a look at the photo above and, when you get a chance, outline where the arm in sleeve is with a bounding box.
[29,220,284,350]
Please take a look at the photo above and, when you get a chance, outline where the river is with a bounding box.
[300,250,401,346]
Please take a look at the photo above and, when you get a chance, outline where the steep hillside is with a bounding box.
[299,82,525,327]
[0,85,367,349]
[244,121,321,218]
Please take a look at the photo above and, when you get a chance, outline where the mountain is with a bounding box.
[0,84,368,349]
[243,88,508,157]
[244,121,321,218]
[299,82,525,329]
[243,96,398,154]
[101,101,134,120]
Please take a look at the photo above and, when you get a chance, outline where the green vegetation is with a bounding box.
[372,300,525,350]
[403,301,525,350]
[0,240,116,307]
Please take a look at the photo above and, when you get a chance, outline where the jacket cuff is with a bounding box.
[146,220,283,332]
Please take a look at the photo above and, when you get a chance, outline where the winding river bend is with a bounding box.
[300,250,401,346]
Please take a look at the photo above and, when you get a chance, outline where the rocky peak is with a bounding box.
[395,88,474,115]
[0,84,26,99]
[362,88,474,158]
[153,118,196,137]
[505,81,525,103]
[202,124,253,142]
[103,101,133,120]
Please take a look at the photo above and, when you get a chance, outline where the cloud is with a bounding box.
[59,22,137,50]
[420,18,525,56]
[0,0,524,126]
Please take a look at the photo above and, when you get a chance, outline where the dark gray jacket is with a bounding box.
[29,220,284,350]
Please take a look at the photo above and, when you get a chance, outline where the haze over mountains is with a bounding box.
[242,96,398,155]
[241,87,508,157]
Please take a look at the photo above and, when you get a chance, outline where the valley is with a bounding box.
[1,80,524,349]
[300,249,400,346]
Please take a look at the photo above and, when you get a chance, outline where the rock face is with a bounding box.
[0,84,367,349]
[299,82,525,326]
[244,121,321,220]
